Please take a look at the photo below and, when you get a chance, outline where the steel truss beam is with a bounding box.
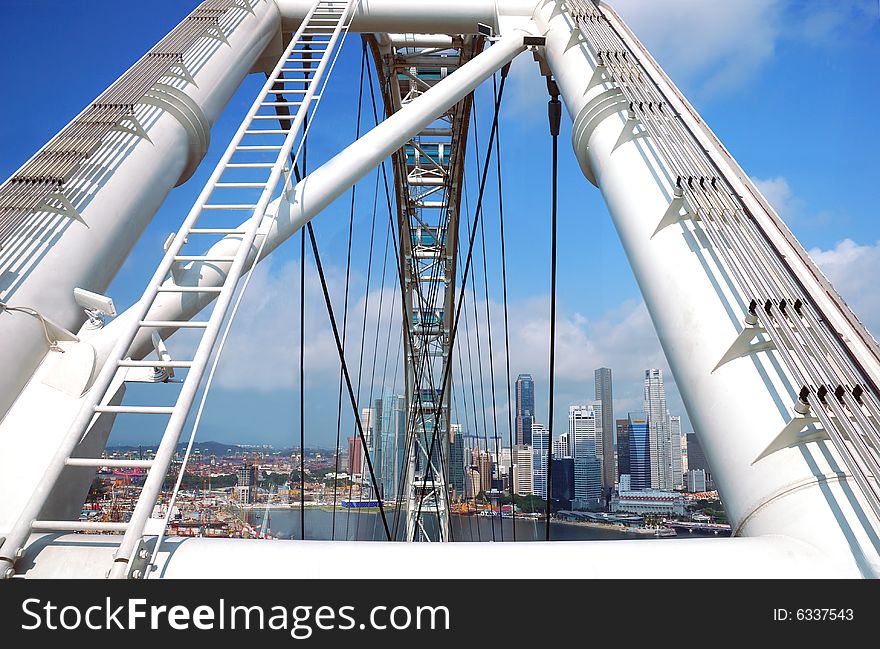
[367,34,483,541]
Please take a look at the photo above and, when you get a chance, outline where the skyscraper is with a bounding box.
[681,432,689,476]
[550,457,575,511]
[360,406,375,495]
[644,369,672,490]
[449,424,465,498]
[669,414,683,489]
[235,463,257,504]
[569,404,602,508]
[553,431,571,458]
[471,447,493,493]
[686,432,711,479]
[347,435,363,478]
[616,418,630,479]
[373,394,406,500]
[512,445,534,496]
[515,373,535,446]
[628,413,651,490]
[594,367,615,494]
[531,422,549,499]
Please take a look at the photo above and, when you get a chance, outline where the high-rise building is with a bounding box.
[669,414,683,489]
[568,404,602,509]
[360,407,374,494]
[466,468,481,500]
[681,432,688,476]
[686,432,711,479]
[512,445,533,496]
[531,423,549,499]
[515,373,535,446]
[553,431,570,459]
[235,463,257,504]
[644,369,672,490]
[347,435,363,478]
[687,468,707,493]
[594,367,615,493]
[472,447,493,493]
[550,457,575,511]
[627,413,651,490]
[374,394,406,500]
[449,424,465,498]
[616,418,630,479]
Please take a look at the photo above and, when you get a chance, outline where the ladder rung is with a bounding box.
[156,286,224,293]
[94,405,176,414]
[269,83,311,88]
[173,255,237,262]
[201,204,259,209]
[140,320,210,328]
[32,520,130,533]
[235,145,284,151]
[65,458,154,468]
[189,228,247,234]
[225,163,275,168]
[119,360,194,368]
[245,129,290,135]
[260,102,303,106]
[279,68,316,73]
[213,182,267,188]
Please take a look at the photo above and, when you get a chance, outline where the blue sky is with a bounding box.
[1,1,878,450]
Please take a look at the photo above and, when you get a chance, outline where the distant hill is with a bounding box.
[105,441,335,457]
[106,441,248,457]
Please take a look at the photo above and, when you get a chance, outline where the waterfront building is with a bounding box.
[611,479,686,516]
[628,413,651,490]
[594,367,615,494]
[568,404,602,508]
[644,369,672,490]
[515,373,535,446]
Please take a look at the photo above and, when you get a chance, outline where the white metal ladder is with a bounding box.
[0,0,353,579]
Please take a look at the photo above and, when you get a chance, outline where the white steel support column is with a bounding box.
[534,0,880,576]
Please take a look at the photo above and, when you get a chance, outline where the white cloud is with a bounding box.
[751,175,799,221]
[206,254,403,393]
[611,0,782,97]
[809,239,880,338]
